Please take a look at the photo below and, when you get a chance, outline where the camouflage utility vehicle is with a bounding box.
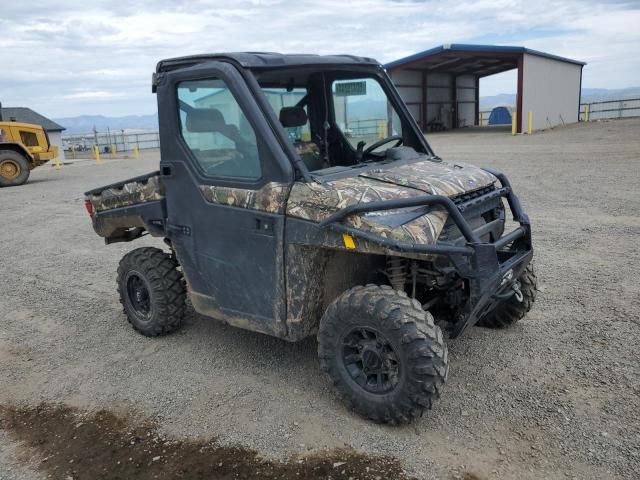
[85,53,536,424]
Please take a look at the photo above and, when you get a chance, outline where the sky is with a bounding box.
[1,0,638,118]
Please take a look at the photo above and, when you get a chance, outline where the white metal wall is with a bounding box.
[521,53,582,131]
[47,131,65,161]
[455,75,476,128]
[391,70,423,128]
[426,72,452,128]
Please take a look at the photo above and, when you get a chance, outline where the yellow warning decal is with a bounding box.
[342,233,356,249]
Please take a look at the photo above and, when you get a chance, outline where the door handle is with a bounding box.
[254,217,274,235]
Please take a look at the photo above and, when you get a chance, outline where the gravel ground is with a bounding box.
[1,118,639,479]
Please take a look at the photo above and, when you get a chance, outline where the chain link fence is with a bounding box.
[62,130,159,157]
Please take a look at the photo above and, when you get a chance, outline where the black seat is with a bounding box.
[186,107,244,143]
[279,107,322,171]
[279,106,307,128]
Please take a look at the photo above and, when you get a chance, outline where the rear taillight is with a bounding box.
[84,200,94,216]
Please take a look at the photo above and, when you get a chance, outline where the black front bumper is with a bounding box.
[320,168,533,338]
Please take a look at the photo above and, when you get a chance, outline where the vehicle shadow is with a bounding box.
[180,307,324,390]
[171,305,491,430]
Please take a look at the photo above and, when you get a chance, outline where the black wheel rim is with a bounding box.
[125,272,151,317]
[341,327,400,394]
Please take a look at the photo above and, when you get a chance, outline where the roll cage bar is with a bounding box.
[155,58,437,183]
[320,168,530,257]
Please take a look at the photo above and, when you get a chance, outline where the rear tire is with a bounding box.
[117,247,186,337]
[318,284,448,424]
[0,150,30,187]
[476,263,537,329]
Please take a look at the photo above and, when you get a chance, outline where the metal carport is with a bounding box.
[385,44,585,133]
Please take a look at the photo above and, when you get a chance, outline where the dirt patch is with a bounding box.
[0,403,416,480]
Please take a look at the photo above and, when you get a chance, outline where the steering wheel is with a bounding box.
[362,135,403,157]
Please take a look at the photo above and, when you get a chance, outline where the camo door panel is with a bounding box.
[199,182,291,214]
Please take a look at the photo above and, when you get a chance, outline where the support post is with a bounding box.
[451,75,458,129]
[474,75,480,126]
[421,70,427,132]
[516,55,524,134]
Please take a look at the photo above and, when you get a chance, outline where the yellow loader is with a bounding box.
[0,118,59,187]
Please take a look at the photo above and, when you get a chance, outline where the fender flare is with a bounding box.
[0,142,34,164]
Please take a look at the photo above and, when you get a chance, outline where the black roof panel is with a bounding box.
[156,52,380,73]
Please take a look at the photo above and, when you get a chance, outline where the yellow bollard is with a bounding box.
[54,156,61,170]
[511,109,517,135]
[479,112,483,126]
[585,104,590,122]
[527,111,533,135]
[94,146,101,164]
[71,144,76,160]
[134,144,139,159]
[111,144,116,159]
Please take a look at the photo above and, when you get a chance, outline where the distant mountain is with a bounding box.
[479,93,516,110]
[581,87,640,103]
[53,114,158,134]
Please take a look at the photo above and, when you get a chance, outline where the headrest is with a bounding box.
[186,107,226,133]
[279,106,307,128]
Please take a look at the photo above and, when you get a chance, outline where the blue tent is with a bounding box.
[488,106,512,125]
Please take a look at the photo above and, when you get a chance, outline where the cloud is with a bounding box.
[61,90,123,100]
[0,0,637,117]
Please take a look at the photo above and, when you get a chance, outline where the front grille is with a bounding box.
[451,184,496,205]
[440,184,504,243]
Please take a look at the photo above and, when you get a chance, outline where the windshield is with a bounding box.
[331,78,403,152]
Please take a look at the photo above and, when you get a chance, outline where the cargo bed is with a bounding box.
[84,171,167,243]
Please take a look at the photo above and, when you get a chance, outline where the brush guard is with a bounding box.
[319,168,533,338]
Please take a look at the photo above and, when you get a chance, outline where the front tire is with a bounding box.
[117,247,186,337]
[477,263,537,329]
[318,284,448,424]
[0,150,30,187]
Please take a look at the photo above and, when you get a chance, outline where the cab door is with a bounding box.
[156,61,294,337]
